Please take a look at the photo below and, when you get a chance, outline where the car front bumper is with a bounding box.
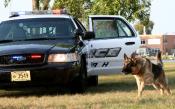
[0,62,80,86]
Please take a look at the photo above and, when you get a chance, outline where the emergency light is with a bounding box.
[10,9,68,18]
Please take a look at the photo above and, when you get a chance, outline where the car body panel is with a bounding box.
[0,40,76,55]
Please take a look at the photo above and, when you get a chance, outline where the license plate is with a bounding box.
[11,71,31,81]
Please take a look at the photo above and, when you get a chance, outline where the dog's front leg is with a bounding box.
[139,81,145,97]
[135,77,142,97]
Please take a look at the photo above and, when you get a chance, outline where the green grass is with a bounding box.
[0,62,175,109]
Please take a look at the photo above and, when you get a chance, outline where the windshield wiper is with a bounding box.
[24,37,58,41]
[0,40,14,43]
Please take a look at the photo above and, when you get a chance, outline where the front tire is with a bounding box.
[70,57,87,93]
[87,76,98,86]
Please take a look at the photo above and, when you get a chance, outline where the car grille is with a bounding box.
[0,54,45,66]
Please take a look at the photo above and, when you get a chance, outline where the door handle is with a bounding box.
[125,42,135,45]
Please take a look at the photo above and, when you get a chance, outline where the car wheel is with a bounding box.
[87,76,98,86]
[70,57,87,93]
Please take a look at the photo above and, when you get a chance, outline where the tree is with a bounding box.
[134,23,144,34]
[145,20,154,34]
[90,0,151,22]
[32,0,39,10]
[4,0,152,25]
[134,20,154,34]
[52,0,84,18]
[4,0,10,7]
[4,0,51,10]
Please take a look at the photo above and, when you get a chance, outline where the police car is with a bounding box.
[0,11,140,92]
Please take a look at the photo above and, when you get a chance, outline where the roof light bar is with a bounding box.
[10,9,69,18]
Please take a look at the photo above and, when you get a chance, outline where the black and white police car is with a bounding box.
[0,11,140,92]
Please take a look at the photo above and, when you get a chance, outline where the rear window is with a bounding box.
[0,18,76,40]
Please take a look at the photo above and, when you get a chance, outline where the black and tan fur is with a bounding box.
[122,52,171,97]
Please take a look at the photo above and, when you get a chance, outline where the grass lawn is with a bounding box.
[0,62,174,109]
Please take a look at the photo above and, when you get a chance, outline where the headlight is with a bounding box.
[48,53,78,62]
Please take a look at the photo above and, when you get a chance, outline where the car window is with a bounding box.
[92,18,134,39]
[0,18,76,41]
[73,18,86,32]
[117,20,133,37]
[0,23,12,40]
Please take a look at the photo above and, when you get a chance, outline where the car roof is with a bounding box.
[89,15,126,19]
[1,14,72,22]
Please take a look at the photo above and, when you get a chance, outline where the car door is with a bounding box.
[86,15,140,76]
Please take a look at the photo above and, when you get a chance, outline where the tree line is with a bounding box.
[4,0,153,34]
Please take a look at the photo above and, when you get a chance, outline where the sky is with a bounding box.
[0,0,175,35]
[150,0,175,34]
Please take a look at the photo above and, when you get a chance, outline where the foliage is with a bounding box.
[90,0,151,23]
[4,0,11,7]
[134,20,154,34]
[52,0,85,18]
[4,0,51,10]
[52,0,152,24]
[31,0,51,10]
[4,0,152,27]
[134,22,144,34]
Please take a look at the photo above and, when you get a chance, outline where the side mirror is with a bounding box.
[84,31,95,40]
[74,29,83,38]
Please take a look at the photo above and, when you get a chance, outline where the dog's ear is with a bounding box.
[124,53,128,60]
[131,52,137,59]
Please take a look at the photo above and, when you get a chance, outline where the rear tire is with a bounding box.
[87,76,98,86]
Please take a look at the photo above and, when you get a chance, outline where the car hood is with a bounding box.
[0,40,76,55]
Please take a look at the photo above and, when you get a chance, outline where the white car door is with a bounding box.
[86,15,140,76]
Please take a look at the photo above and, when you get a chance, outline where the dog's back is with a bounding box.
[156,51,163,66]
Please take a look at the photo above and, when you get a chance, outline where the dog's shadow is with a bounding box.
[87,81,137,94]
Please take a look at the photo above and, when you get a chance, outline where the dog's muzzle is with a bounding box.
[122,66,132,75]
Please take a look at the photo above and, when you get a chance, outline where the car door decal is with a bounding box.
[89,47,121,58]
[91,62,109,68]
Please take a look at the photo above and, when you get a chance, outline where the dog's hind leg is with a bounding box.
[165,87,171,95]
[152,83,160,90]
[158,79,171,95]
[161,83,171,95]
[164,79,172,95]
[153,83,164,95]
[161,85,171,95]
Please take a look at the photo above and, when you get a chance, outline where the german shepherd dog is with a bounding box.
[122,52,171,97]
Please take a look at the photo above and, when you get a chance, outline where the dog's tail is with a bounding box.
[157,51,163,66]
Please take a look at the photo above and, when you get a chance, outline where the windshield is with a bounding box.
[0,18,76,41]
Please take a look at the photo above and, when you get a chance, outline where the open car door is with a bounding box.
[86,15,140,76]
